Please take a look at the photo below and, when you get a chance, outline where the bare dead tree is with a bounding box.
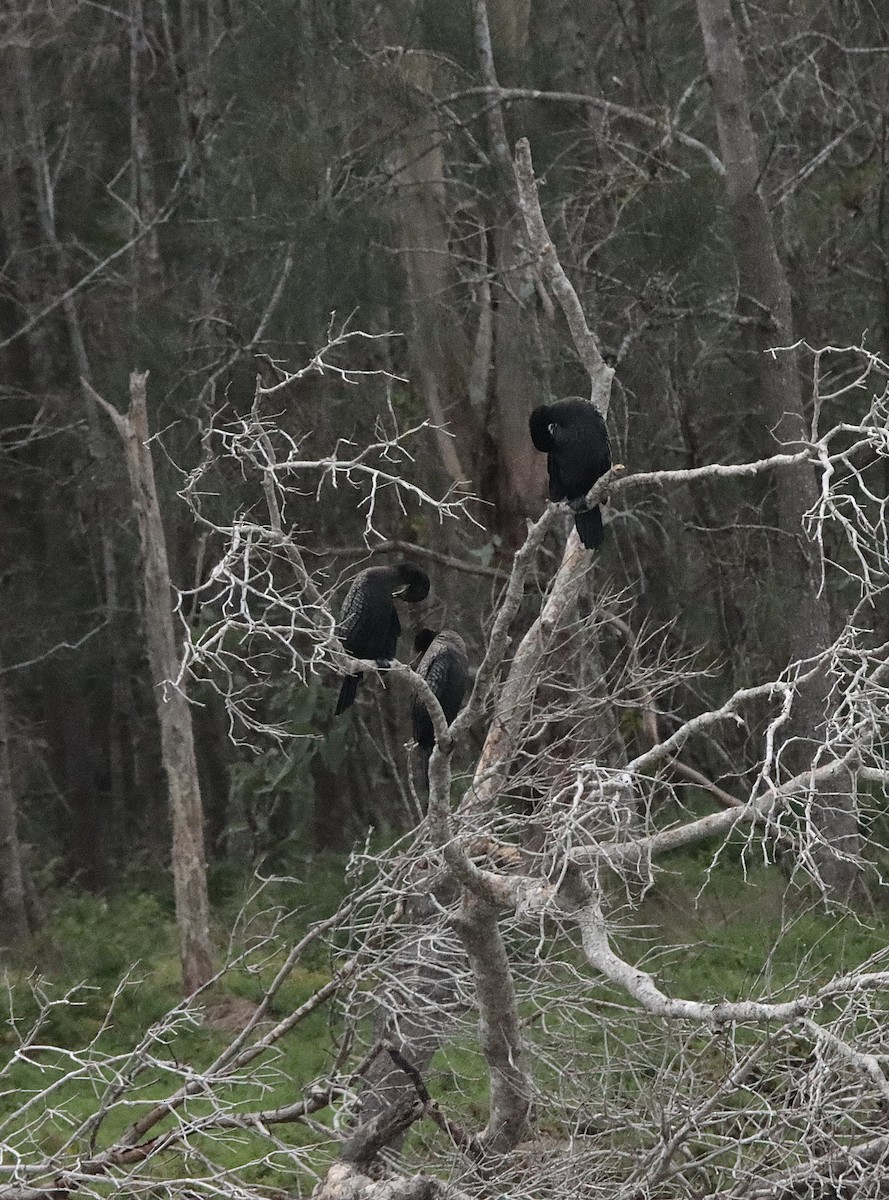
[2,125,888,1200]
[88,371,214,996]
[178,149,888,1199]
[1,346,887,1200]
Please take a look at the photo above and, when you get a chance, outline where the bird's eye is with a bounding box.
[548,423,557,436]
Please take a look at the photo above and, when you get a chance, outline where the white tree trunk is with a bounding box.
[91,371,214,995]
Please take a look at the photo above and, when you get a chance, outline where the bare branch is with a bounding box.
[445,85,726,176]
[513,137,614,410]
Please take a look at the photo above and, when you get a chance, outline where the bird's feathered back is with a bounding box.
[528,398,612,549]
[334,562,430,715]
[411,629,469,756]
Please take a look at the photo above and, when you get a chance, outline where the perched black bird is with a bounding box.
[334,562,430,715]
[529,397,612,548]
[411,629,469,766]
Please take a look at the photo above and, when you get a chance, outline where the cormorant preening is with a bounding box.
[529,397,612,549]
[411,629,469,765]
[334,562,430,715]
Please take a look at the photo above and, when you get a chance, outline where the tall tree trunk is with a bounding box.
[0,671,33,945]
[386,53,476,487]
[128,0,164,305]
[490,214,550,545]
[671,374,747,668]
[349,140,616,1173]
[101,530,131,840]
[694,0,859,901]
[92,371,214,995]
[472,0,550,547]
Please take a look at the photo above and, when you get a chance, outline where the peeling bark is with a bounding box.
[313,1161,472,1200]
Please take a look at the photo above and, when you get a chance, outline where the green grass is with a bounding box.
[412,850,889,1150]
[3,849,889,1192]
[635,848,889,1000]
[0,859,354,1194]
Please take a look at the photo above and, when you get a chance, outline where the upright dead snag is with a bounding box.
[88,370,213,995]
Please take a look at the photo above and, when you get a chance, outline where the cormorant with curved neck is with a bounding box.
[411,628,469,770]
[334,562,430,715]
[529,397,612,548]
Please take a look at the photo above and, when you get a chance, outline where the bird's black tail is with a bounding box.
[574,505,604,549]
[334,673,361,716]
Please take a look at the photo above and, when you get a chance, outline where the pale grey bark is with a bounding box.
[386,53,473,486]
[471,0,514,179]
[454,893,531,1151]
[465,528,591,815]
[90,372,214,995]
[355,905,462,1139]
[513,137,613,408]
[313,1162,472,1200]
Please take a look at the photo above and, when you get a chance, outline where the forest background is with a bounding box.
[2,0,889,1197]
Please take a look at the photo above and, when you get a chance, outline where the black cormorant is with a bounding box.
[529,397,612,548]
[334,562,430,715]
[411,628,469,765]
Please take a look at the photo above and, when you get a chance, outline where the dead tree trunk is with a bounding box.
[694,0,860,901]
[90,371,214,994]
[347,138,613,1182]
